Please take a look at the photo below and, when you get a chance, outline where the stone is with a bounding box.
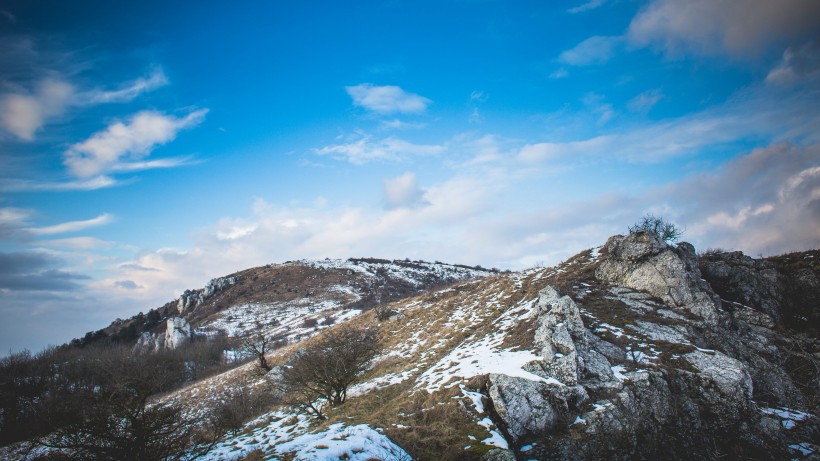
[177,275,239,313]
[595,233,719,324]
[487,374,557,439]
[164,317,193,350]
[533,286,586,385]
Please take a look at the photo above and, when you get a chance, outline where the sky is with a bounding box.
[1,0,819,353]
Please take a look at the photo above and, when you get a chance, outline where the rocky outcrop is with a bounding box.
[133,317,193,352]
[532,286,586,385]
[595,232,720,323]
[699,251,783,325]
[165,317,193,349]
[177,275,239,313]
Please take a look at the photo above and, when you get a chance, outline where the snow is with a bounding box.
[275,423,410,461]
[789,442,815,456]
[348,370,415,397]
[759,406,812,429]
[460,385,486,414]
[611,365,627,382]
[478,417,508,449]
[417,332,552,392]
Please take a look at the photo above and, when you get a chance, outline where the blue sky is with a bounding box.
[1,0,819,353]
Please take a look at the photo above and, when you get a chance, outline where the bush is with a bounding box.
[629,214,683,243]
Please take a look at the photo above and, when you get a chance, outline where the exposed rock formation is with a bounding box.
[482,235,817,460]
[699,250,783,325]
[177,275,239,313]
[596,232,720,323]
[133,317,193,352]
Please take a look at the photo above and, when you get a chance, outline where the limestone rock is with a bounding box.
[533,287,586,385]
[177,275,239,313]
[488,374,557,439]
[164,317,193,350]
[595,232,719,323]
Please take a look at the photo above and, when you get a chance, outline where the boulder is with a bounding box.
[596,233,719,323]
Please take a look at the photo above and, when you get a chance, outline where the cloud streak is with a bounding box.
[63,109,207,177]
[314,134,444,164]
[26,213,112,236]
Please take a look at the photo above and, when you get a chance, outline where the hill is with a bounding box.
[1,233,817,460]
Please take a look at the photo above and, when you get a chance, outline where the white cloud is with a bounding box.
[314,134,444,164]
[0,79,74,140]
[0,68,169,141]
[627,89,664,113]
[63,109,207,177]
[346,84,431,114]
[559,36,622,66]
[77,68,169,104]
[26,213,112,236]
[383,172,426,209]
[627,0,820,58]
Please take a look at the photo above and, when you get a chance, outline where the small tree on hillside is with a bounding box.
[278,324,380,419]
[239,324,276,371]
[629,214,683,243]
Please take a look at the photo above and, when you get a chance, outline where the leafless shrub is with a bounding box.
[277,324,381,419]
[629,214,684,243]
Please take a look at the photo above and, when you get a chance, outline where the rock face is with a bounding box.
[595,232,719,323]
[699,251,783,324]
[177,275,239,313]
[165,317,193,349]
[133,317,193,352]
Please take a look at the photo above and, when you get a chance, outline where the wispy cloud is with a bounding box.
[346,84,431,114]
[77,68,169,105]
[627,89,664,113]
[63,109,207,177]
[0,176,118,192]
[26,213,112,236]
[568,0,607,14]
[559,36,623,66]
[766,41,820,86]
[314,134,444,164]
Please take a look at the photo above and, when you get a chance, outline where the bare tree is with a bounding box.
[239,322,276,371]
[629,214,684,243]
[278,324,380,419]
